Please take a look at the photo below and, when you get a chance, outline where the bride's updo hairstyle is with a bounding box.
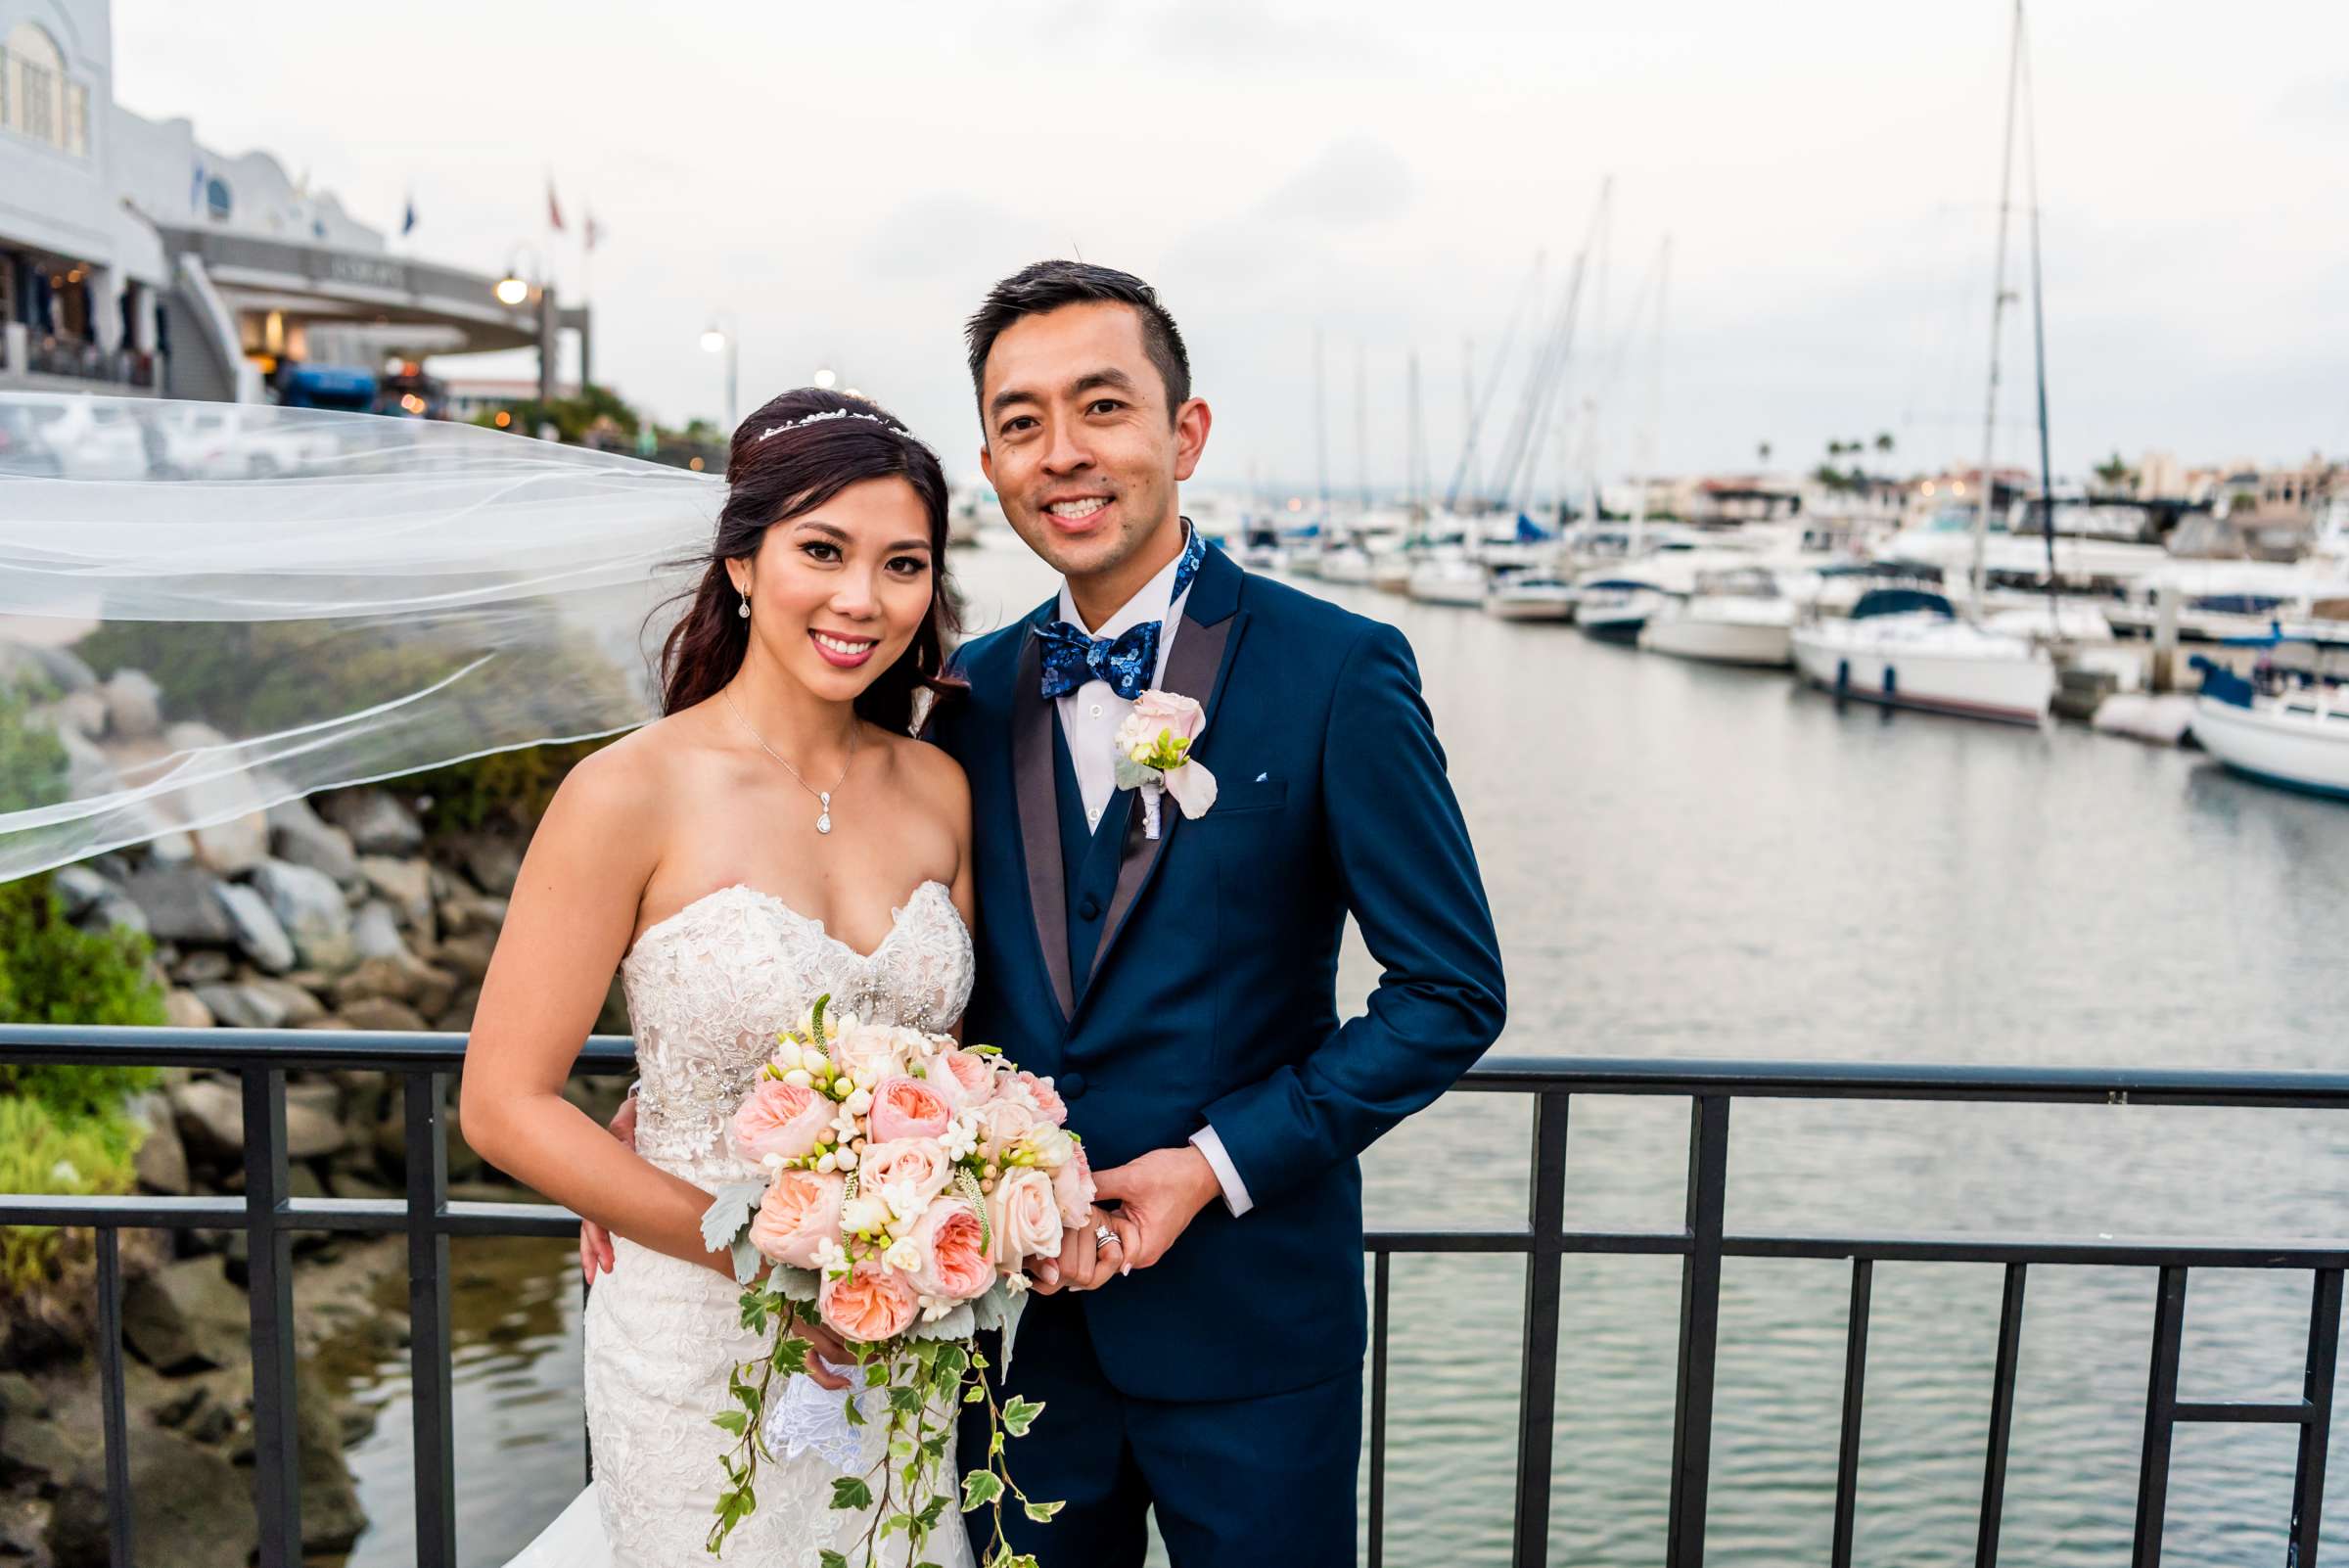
[659,389,959,731]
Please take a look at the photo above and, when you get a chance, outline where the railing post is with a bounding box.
[96,1228,131,1568]
[243,1068,300,1567]
[406,1072,458,1568]
[1667,1094,1730,1568]
[1976,1263,2029,1567]
[1830,1258,1873,1568]
[2133,1265,2188,1568]
[1369,1249,1392,1568]
[2288,1268,2342,1566]
[1510,1089,1572,1568]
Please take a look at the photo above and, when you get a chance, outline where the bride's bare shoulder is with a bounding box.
[541,712,708,830]
[872,723,968,814]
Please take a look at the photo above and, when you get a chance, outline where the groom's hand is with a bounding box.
[1091,1146,1222,1272]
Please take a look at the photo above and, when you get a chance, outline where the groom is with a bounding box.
[930,260,1505,1564]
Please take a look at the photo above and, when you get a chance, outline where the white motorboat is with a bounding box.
[1484,576,1579,623]
[1370,545,1415,594]
[2188,637,2349,801]
[1317,545,1375,585]
[1639,569,1797,667]
[1575,576,1672,642]
[1791,588,2055,724]
[1406,555,1490,606]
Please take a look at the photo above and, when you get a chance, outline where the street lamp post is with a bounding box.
[702,321,739,435]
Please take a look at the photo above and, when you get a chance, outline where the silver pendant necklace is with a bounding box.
[721,688,857,834]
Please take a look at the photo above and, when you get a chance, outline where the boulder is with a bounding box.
[318,789,423,856]
[349,899,411,962]
[119,1256,248,1373]
[212,883,295,975]
[0,1403,87,1488]
[161,989,214,1031]
[73,887,150,938]
[336,997,427,1034]
[264,797,359,885]
[101,669,161,739]
[296,1378,366,1552]
[437,888,507,939]
[249,859,355,974]
[451,830,526,897]
[433,932,498,987]
[167,1078,245,1164]
[170,949,233,987]
[356,855,434,933]
[192,981,315,1032]
[120,865,235,945]
[14,641,98,695]
[49,865,112,918]
[332,954,455,1017]
[49,1423,257,1568]
[434,984,483,1034]
[191,814,269,877]
[283,1082,345,1159]
[52,686,110,739]
[131,1108,190,1196]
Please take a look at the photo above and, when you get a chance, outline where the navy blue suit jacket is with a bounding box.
[929,543,1504,1404]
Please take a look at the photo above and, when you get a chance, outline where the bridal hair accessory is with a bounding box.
[697,994,1084,1559]
[1111,688,1218,840]
[755,408,906,442]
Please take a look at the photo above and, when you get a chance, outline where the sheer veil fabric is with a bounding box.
[0,394,716,879]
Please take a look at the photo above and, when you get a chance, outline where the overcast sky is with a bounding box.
[113,0,2347,493]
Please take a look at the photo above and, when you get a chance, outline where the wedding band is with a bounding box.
[1094,1224,1122,1250]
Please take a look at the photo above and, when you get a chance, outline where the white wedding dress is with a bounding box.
[508,880,979,1567]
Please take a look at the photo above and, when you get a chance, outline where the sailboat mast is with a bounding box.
[1356,342,1370,516]
[2021,14,2058,626]
[1407,348,1427,521]
[1314,327,1331,525]
[1631,235,1670,554]
[1971,0,2026,621]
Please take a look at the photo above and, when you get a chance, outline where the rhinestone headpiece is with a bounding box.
[755,408,906,442]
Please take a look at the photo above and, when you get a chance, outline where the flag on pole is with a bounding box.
[401,192,417,237]
[584,208,602,253]
[547,177,566,233]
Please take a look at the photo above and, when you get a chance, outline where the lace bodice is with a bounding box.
[579,879,978,1567]
[621,880,974,1183]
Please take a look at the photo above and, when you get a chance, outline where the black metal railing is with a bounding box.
[3,1026,2347,1567]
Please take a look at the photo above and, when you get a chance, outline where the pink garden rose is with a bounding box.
[867,1076,953,1143]
[827,1021,907,1085]
[1007,1071,1069,1128]
[986,1167,1064,1270]
[905,1197,994,1301]
[966,1098,1037,1163]
[929,1049,999,1110]
[731,1077,835,1164]
[818,1259,918,1344]
[857,1137,953,1205]
[1130,688,1206,747]
[746,1169,845,1268]
[1051,1139,1096,1229]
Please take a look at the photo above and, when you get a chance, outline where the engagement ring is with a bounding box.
[1094,1224,1122,1250]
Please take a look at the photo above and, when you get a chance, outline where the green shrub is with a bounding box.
[0,1094,135,1301]
[0,685,67,815]
[408,735,616,832]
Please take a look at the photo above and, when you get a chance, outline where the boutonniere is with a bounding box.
[1111,689,1219,840]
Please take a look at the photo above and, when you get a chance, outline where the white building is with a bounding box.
[3,0,585,407]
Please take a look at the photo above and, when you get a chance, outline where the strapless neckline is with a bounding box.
[624,879,956,969]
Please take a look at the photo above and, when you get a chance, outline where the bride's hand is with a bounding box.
[576,1091,639,1284]
[789,1315,855,1391]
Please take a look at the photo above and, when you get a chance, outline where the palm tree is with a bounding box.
[2092,452,2136,495]
[1874,432,1895,459]
[1757,439,1773,468]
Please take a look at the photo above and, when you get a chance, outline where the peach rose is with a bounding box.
[967,1098,1036,1163]
[986,1167,1064,1270]
[904,1196,994,1301]
[746,1169,845,1268]
[867,1076,952,1143]
[731,1077,835,1164]
[857,1137,953,1206]
[1130,688,1206,746]
[818,1258,918,1344]
[929,1049,999,1110]
[1052,1140,1095,1229]
[1007,1071,1069,1127]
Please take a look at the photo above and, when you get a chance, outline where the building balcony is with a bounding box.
[0,324,160,394]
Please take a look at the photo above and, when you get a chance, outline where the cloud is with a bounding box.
[1256,135,1415,229]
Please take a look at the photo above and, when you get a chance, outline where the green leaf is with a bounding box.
[712,1409,749,1436]
[771,1337,810,1376]
[865,1361,891,1389]
[1000,1396,1043,1438]
[819,1553,850,1568]
[887,1385,924,1415]
[960,1470,1004,1512]
[830,1476,873,1512]
[1022,1498,1066,1523]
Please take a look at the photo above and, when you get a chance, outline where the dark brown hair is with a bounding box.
[964,259,1191,424]
[658,389,959,731]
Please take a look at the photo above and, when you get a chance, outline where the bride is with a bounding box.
[461,389,990,1565]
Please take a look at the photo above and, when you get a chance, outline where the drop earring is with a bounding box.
[738,592,751,620]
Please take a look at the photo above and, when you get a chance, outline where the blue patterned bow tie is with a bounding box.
[1036,525,1206,701]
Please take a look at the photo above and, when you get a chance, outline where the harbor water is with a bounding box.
[339,537,2349,1566]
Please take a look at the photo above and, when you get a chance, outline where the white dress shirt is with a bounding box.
[1052,537,1254,1218]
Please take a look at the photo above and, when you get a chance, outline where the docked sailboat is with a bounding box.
[1484,575,1580,623]
[1639,567,1797,667]
[1406,552,1491,606]
[2189,634,2349,800]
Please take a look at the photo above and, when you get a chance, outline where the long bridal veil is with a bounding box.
[0,393,718,881]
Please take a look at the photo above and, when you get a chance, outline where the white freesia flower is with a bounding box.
[842,1196,889,1235]
[1004,1271,1031,1297]
[814,1151,838,1174]
[883,1237,923,1274]
[782,1068,813,1089]
[918,1293,955,1323]
[1018,1125,1077,1171]
[883,1179,928,1224]
[941,1115,979,1163]
[845,1088,874,1117]
[834,1147,858,1171]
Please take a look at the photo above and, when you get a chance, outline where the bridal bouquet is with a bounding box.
[699,995,1091,1564]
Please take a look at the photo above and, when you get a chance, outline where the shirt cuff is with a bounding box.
[1188,1126,1255,1218]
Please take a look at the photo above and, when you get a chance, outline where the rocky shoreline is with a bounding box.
[4,770,625,1567]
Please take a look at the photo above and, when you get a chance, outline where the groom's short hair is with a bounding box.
[965,261,1191,424]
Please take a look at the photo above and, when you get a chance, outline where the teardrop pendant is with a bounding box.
[815,792,832,835]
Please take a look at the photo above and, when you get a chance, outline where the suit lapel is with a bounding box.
[1083,548,1250,1002]
[1011,622,1076,1023]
